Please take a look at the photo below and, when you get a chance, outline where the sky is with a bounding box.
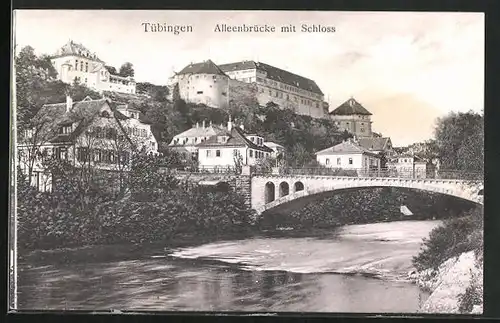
[13,10,484,146]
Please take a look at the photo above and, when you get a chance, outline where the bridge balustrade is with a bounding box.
[254,167,483,181]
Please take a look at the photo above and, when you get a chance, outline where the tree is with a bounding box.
[105,65,117,75]
[434,111,483,174]
[119,62,135,78]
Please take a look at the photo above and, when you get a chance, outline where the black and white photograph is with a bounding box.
[10,10,484,314]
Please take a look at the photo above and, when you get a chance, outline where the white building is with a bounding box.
[50,40,136,94]
[171,59,328,119]
[168,120,228,156]
[316,138,381,172]
[195,120,274,171]
[387,154,436,179]
[17,96,157,191]
[263,142,285,159]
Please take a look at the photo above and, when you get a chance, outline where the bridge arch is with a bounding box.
[279,181,290,197]
[294,181,304,192]
[254,179,483,215]
[265,182,276,203]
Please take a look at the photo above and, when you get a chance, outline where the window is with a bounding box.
[206,150,212,157]
[249,150,253,158]
[361,128,365,132]
[94,149,101,162]
[80,62,83,71]
[56,147,67,160]
[287,94,290,100]
[222,92,227,96]
[349,158,353,165]
[77,147,89,162]
[216,150,221,157]
[212,75,217,79]
[85,62,88,72]
[233,149,238,156]
[337,157,341,165]
[197,91,203,94]
[75,60,78,69]
[326,158,330,165]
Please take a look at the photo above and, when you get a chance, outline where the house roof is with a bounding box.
[171,124,229,141]
[316,140,378,157]
[35,98,131,144]
[358,137,392,151]
[51,40,103,62]
[177,60,227,76]
[330,98,372,116]
[263,141,285,149]
[196,126,273,152]
[218,60,324,95]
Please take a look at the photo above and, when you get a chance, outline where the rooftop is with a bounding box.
[51,40,103,62]
[357,137,392,151]
[196,126,273,152]
[316,139,378,156]
[177,60,227,76]
[219,60,323,95]
[330,98,372,116]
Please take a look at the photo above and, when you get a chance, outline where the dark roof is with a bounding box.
[177,60,227,76]
[35,98,132,144]
[196,126,273,152]
[50,40,103,62]
[358,137,392,151]
[219,61,324,95]
[330,98,372,116]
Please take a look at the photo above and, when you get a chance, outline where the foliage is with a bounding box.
[136,82,168,102]
[118,62,135,78]
[434,111,483,173]
[412,206,483,271]
[458,257,483,313]
[105,65,118,75]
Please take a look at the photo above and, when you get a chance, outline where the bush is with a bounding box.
[412,206,483,271]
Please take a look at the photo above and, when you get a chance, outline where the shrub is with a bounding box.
[412,206,483,271]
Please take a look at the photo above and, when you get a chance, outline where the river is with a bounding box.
[17,220,441,313]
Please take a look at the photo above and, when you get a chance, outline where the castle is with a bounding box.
[49,40,137,94]
[169,60,329,119]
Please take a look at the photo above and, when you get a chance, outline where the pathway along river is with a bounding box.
[18,220,441,313]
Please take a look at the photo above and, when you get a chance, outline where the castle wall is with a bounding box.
[177,73,230,108]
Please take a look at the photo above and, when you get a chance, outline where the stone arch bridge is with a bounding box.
[252,175,483,215]
[174,169,483,215]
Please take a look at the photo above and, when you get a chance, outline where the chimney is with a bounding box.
[202,120,206,128]
[227,115,233,131]
[66,94,73,112]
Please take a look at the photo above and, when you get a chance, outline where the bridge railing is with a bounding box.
[171,165,239,175]
[258,167,483,181]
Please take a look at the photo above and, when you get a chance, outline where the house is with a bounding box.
[263,141,286,159]
[386,154,436,179]
[329,97,373,138]
[316,138,382,172]
[17,95,157,191]
[357,137,394,156]
[168,120,228,162]
[50,40,136,94]
[195,119,274,171]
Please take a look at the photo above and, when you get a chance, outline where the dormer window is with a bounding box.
[60,125,72,134]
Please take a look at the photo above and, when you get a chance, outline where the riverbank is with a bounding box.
[409,249,483,314]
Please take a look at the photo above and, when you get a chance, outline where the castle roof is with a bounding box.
[330,98,372,116]
[219,60,324,95]
[51,40,103,62]
[316,139,378,157]
[357,137,392,152]
[177,60,227,76]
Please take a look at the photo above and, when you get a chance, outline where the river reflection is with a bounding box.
[17,220,439,313]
